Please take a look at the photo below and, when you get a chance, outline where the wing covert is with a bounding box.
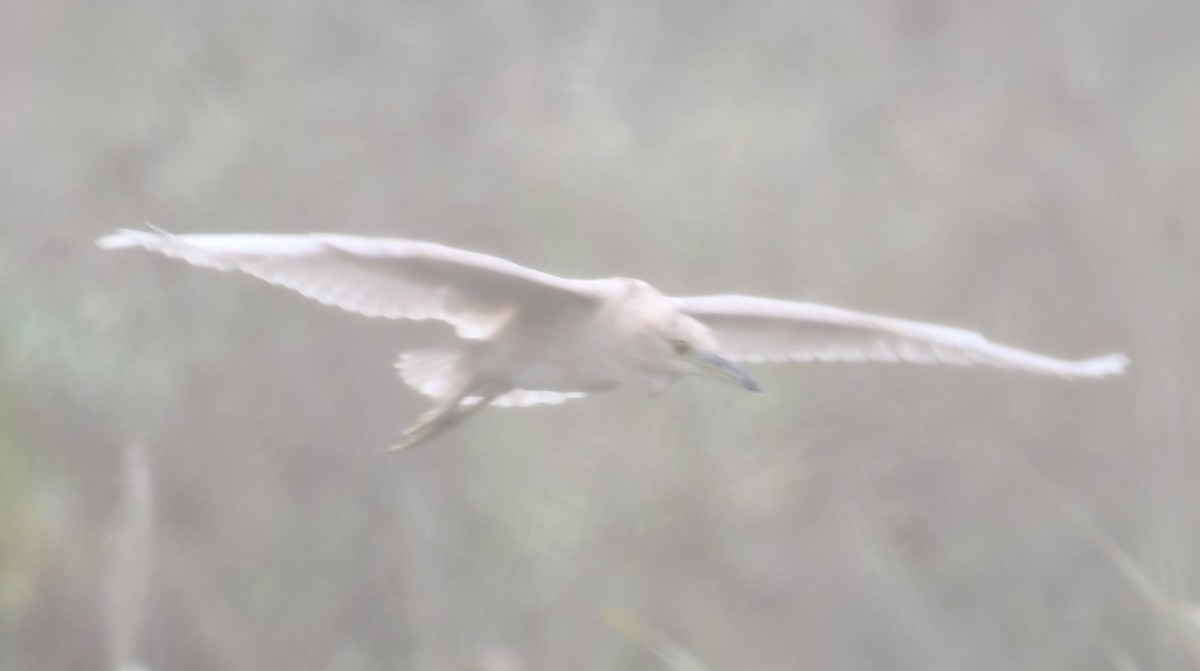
[97,230,599,338]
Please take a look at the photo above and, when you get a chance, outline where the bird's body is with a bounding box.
[396,278,652,404]
[98,229,1128,449]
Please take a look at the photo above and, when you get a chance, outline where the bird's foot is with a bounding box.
[388,394,497,453]
[389,435,422,452]
[388,409,439,451]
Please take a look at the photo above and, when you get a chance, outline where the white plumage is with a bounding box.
[98,229,1128,449]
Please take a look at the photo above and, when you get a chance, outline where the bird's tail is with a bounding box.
[395,347,471,402]
[395,347,587,408]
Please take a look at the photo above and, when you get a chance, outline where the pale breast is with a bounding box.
[473,276,689,395]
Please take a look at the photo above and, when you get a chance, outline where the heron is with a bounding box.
[97,229,1128,450]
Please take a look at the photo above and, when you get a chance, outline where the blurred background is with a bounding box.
[3,0,1198,669]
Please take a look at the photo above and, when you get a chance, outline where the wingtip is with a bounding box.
[96,228,148,250]
[96,225,172,250]
[96,231,134,250]
[1080,353,1130,378]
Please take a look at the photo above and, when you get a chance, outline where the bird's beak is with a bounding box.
[694,352,764,393]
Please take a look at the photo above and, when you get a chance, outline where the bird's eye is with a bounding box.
[671,339,692,356]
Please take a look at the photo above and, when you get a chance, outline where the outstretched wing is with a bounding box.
[676,294,1128,379]
[98,230,600,339]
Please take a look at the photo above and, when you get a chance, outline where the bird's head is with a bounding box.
[615,278,762,394]
[658,315,763,394]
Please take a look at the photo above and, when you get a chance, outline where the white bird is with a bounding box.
[97,229,1128,449]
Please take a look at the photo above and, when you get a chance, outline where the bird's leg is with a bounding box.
[390,390,499,452]
[437,393,498,432]
[391,399,461,452]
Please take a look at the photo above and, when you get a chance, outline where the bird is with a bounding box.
[97,229,1129,450]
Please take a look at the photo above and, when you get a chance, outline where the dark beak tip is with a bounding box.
[746,380,765,394]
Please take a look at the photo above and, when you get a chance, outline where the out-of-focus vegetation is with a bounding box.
[3,0,1198,669]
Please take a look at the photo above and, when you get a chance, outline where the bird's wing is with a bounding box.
[98,230,600,338]
[675,294,1128,379]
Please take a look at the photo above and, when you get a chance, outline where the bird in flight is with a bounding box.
[98,230,1128,450]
